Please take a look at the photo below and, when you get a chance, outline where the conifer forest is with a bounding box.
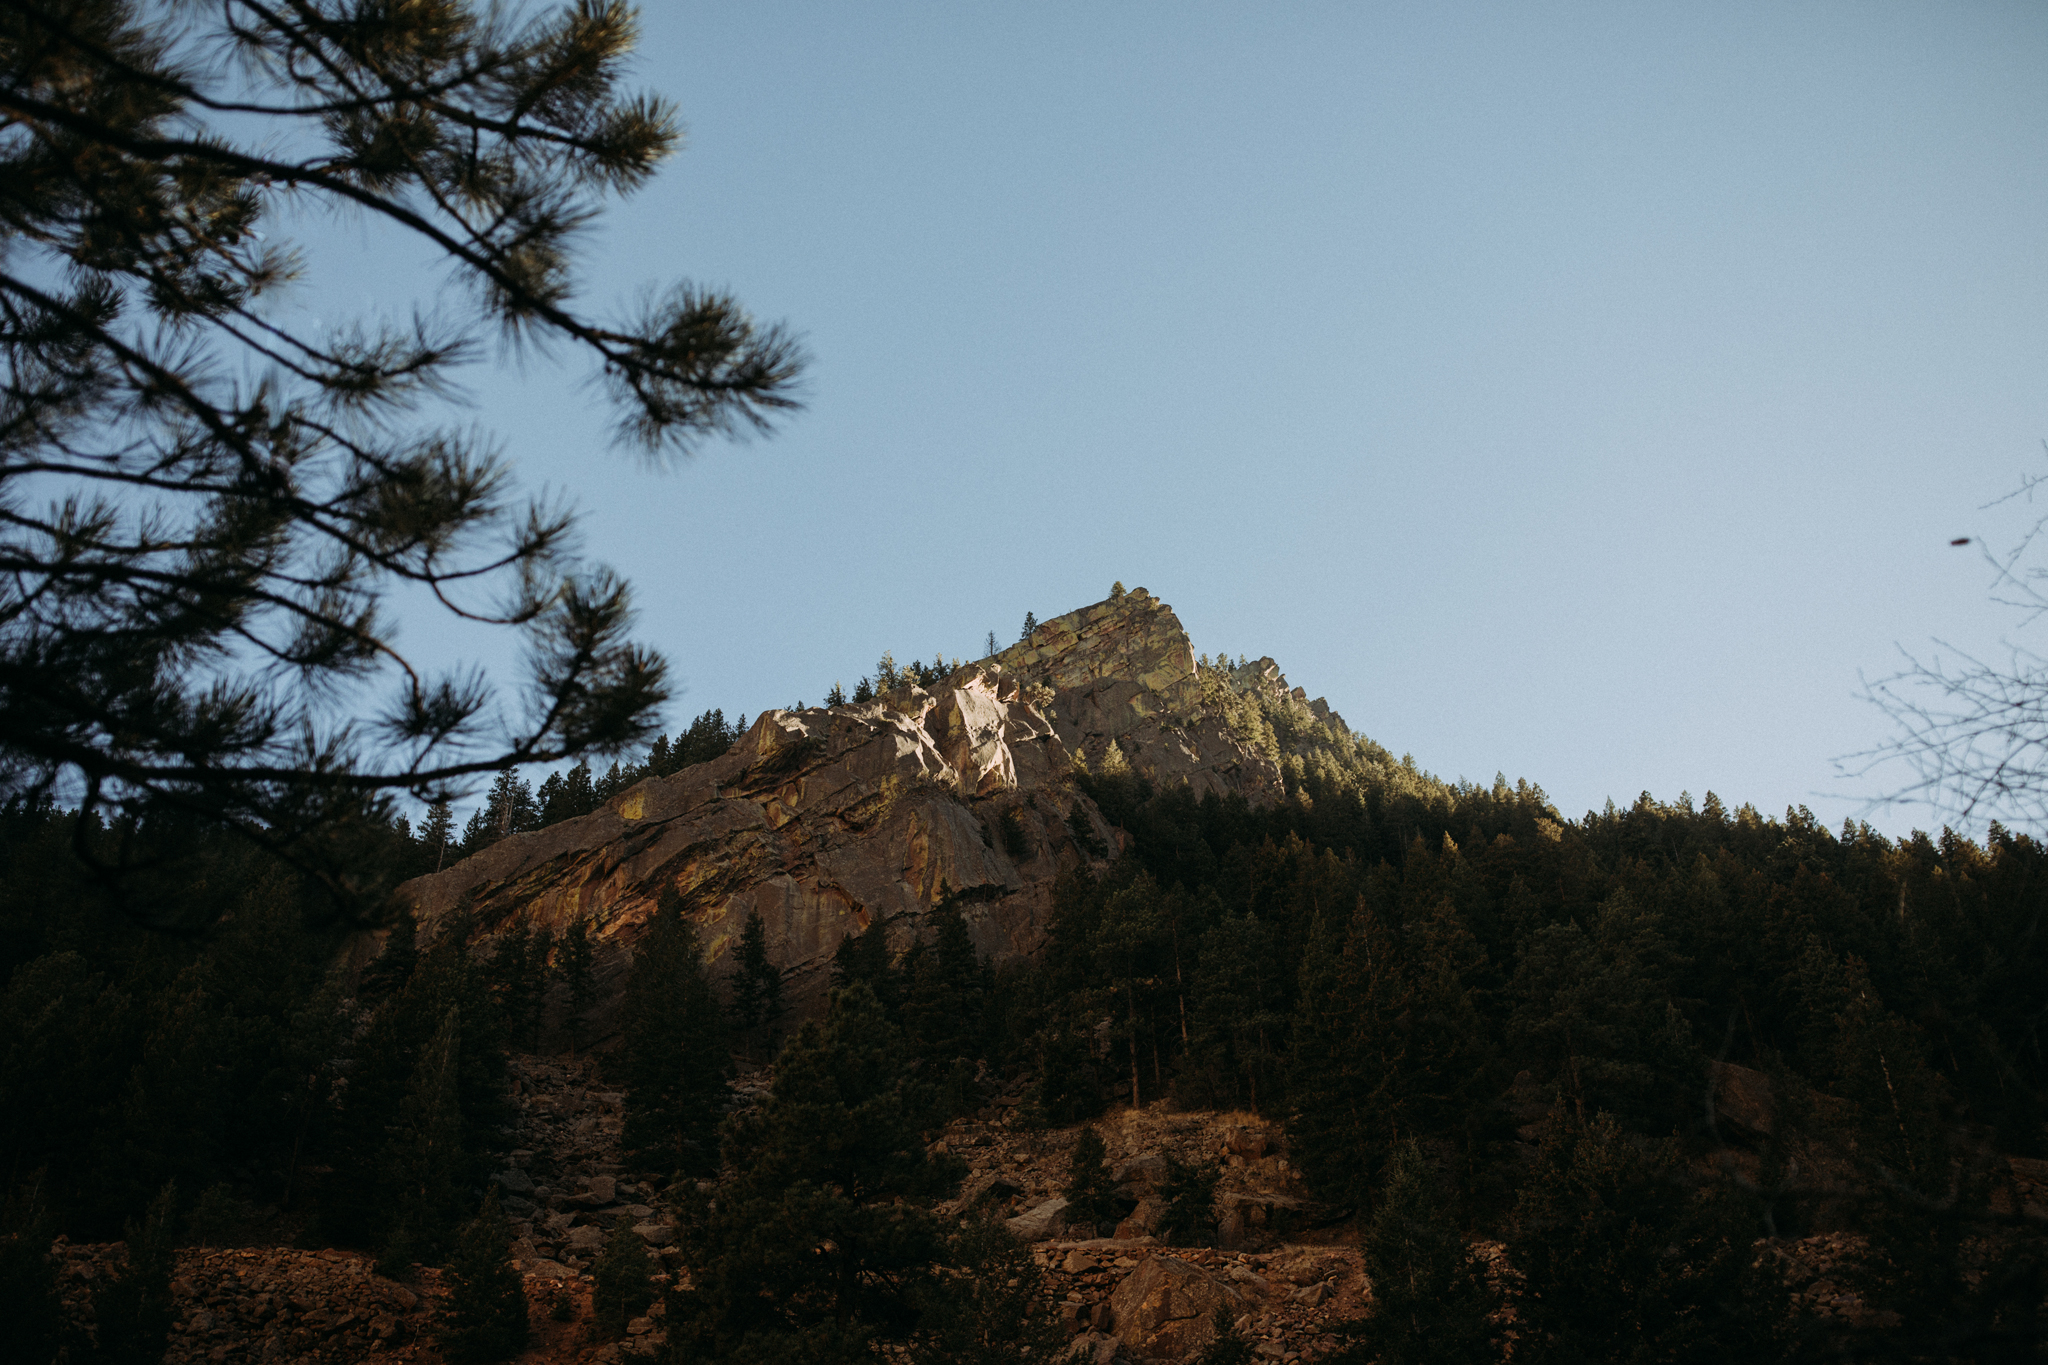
[3,1,2046,1363]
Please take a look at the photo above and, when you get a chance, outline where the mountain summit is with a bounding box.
[398,587,1350,1025]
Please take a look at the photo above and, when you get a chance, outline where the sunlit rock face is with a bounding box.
[395,587,1337,1029]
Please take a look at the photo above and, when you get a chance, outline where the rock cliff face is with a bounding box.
[395,588,1346,1030]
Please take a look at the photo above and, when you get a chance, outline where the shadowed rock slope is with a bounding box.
[396,588,1351,1029]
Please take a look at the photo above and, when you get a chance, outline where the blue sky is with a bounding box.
[306,3,2048,834]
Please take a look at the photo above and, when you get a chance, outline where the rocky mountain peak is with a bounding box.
[395,588,1342,1028]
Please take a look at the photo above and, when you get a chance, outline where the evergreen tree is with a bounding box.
[538,763,599,826]
[0,0,800,864]
[1093,877,1168,1108]
[618,896,728,1178]
[1287,896,1405,1212]
[1,1177,63,1365]
[1355,1143,1497,1365]
[674,708,741,769]
[381,1007,467,1270]
[728,908,786,1044]
[1034,1025,1106,1125]
[1021,611,1039,641]
[1063,1127,1121,1232]
[469,772,539,849]
[1507,891,1696,1132]
[485,927,549,1053]
[591,1224,658,1336]
[559,915,598,1054]
[1156,1155,1220,1247]
[827,681,848,707]
[831,916,897,1015]
[1196,1306,1255,1365]
[1189,910,1287,1112]
[84,1182,177,1365]
[985,630,1000,658]
[1508,1113,1788,1364]
[418,801,457,874]
[668,982,959,1364]
[910,1213,1061,1365]
[854,676,876,703]
[899,897,985,1075]
[440,1190,530,1365]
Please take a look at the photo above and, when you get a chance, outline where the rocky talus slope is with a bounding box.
[52,1053,2038,1362]
[394,588,1340,1027]
[48,1049,1373,1365]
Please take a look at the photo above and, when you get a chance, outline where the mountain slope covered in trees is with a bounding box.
[3,586,2045,1361]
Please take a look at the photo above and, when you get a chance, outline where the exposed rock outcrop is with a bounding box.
[1108,1256,1244,1359]
[394,588,1348,1026]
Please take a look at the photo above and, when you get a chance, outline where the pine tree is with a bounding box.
[485,927,548,1052]
[1195,1306,1255,1365]
[381,1007,467,1270]
[440,1190,530,1365]
[1507,890,1696,1131]
[985,630,999,658]
[1110,581,1126,599]
[0,0,800,868]
[1021,612,1039,642]
[1157,1155,1220,1247]
[1508,1113,1788,1364]
[86,1182,177,1365]
[1286,894,1402,1212]
[910,1213,1061,1365]
[668,982,957,1364]
[1063,1127,1120,1233]
[831,916,896,1015]
[618,896,729,1177]
[827,681,848,707]
[854,676,876,703]
[537,763,599,826]
[728,908,785,1045]
[486,772,539,841]
[0,1177,62,1365]
[1356,1143,1497,1365]
[1189,910,1287,1112]
[899,897,984,1073]
[591,1224,658,1336]
[559,916,597,1055]
[419,800,457,873]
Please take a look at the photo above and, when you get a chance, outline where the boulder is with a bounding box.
[1114,1198,1167,1240]
[1107,1256,1242,1360]
[1005,1197,1070,1242]
[950,1170,1025,1214]
[1113,1152,1169,1192]
[493,1168,536,1197]
[1215,1193,1306,1250]
[1711,1062,1775,1138]
[1220,1126,1269,1159]
[1065,1331,1121,1365]
[632,1223,675,1247]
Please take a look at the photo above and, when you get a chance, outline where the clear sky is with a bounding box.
[307,3,2048,835]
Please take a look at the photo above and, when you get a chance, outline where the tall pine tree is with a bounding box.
[618,895,729,1178]
[668,981,961,1362]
